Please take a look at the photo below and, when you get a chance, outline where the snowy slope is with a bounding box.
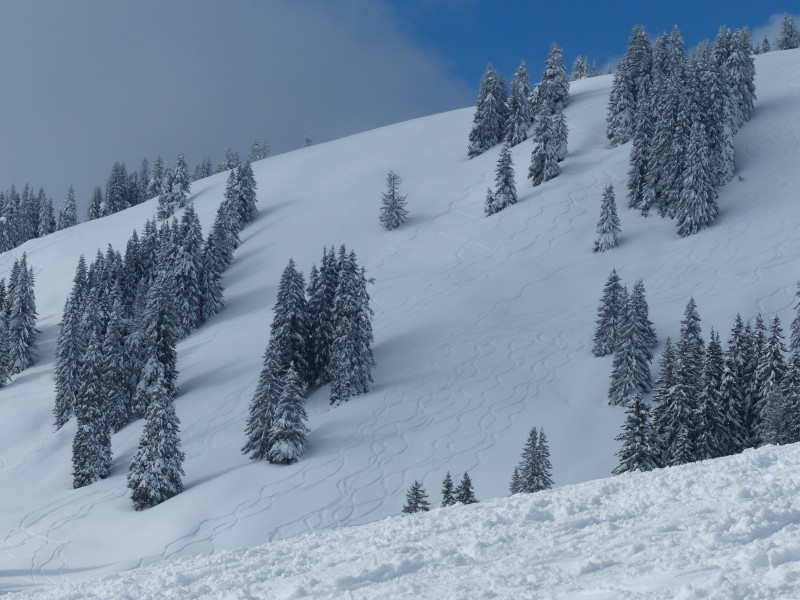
[8,443,800,599]
[0,48,799,592]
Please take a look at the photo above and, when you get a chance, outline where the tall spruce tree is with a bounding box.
[270,259,310,384]
[753,315,787,445]
[266,366,309,464]
[608,285,652,405]
[378,171,409,230]
[53,292,84,429]
[468,64,507,158]
[8,256,38,374]
[102,296,130,432]
[242,345,282,461]
[592,269,625,357]
[630,280,657,349]
[536,43,570,111]
[57,186,79,230]
[695,329,726,460]
[675,121,718,237]
[506,60,534,146]
[307,247,337,385]
[402,481,431,514]
[486,144,517,216]
[440,471,456,507]
[606,63,635,146]
[173,205,204,337]
[651,338,676,466]
[72,295,112,488]
[329,251,374,405]
[528,110,560,186]
[613,394,659,475]
[593,184,621,253]
[626,79,653,212]
[454,471,478,504]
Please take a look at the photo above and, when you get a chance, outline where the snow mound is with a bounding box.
[9,443,800,599]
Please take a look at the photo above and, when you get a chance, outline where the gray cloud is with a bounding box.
[0,0,472,214]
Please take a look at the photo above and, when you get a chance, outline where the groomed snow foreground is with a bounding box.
[8,443,800,599]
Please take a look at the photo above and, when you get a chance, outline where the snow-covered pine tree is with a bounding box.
[53,289,85,429]
[676,121,719,237]
[509,467,522,494]
[378,171,409,230]
[760,36,771,54]
[483,188,497,217]
[468,64,507,158]
[440,471,456,507]
[38,195,56,237]
[303,135,312,147]
[731,29,757,130]
[608,284,652,405]
[535,429,553,490]
[671,424,694,466]
[695,329,725,460]
[454,471,478,504]
[487,144,517,216]
[329,250,374,404]
[72,294,112,488]
[536,42,569,111]
[198,221,227,324]
[528,110,560,186]
[148,157,165,199]
[156,166,175,220]
[171,154,191,210]
[218,148,241,173]
[606,63,635,146]
[552,103,568,162]
[780,348,800,446]
[266,366,309,464]
[105,161,129,215]
[270,259,310,384]
[127,374,185,510]
[752,315,787,445]
[593,184,621,253]
[57,186,79,230]
[612,393,659,475]
[87,186,104,221]
[570,55,585,81]
[762,389,797,445]
[307,247,338,385]
[0,304,10,390]
[700,38,737,187]
[248,139,263,163]
[102,295,130,432]
[630,279,657,349]
[8,255,38,375]
[777,14,800,50]
[173,205,204,337]
[402,481,431,514]
[506,60,533,146]
[622,25,653,105]
[242,345,282,460]
[592,269,625,357]
[516,427,538,493]
[236,162,258,226]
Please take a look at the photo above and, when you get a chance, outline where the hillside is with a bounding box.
[9,443,800,598]
[0,48,799,593]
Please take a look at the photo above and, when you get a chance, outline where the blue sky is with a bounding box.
[386,1,797,85]
[0,1,794,215]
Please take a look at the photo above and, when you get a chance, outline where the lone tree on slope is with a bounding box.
[593,184,621,253]
[402,481,431,514]
[378,171,409,230]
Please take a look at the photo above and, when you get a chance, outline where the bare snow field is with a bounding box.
[0,48,799,595]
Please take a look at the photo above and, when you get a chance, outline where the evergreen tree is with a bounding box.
[609,285,652,405]
[102,296,130,432]
[621,26,653,105]
[592,269,625,357]
[468,64,507,157]
[173,205,204,337]
[402,481,431,514]
[695,329,726,460]
[218,147,241,172]
[516,427,539,493]
[552,104,568,162]
[148,156,165,199]
[303,135,312,148]
[486,144,517,216]
[0,288,10,390]
[53,295,84,429]
[613,393,659,475]
[198,222,227,324]
[570,55,586,81]
[57,186,79,230]
[506,60,533,146]
[789,282,800,353]
[105,161,130,215]
[222,163,259,234]
[777,14,800,50]
[762,389,797,445]
[378,171,409,230]
[536,43,570,111]
[760,36,771,54]
[675,127,718,237]
[127,378,185,510]
[535,429,554,490]
[593,184,621,253]
[266,366,309,464]
[307,247,337,385]
[606,63,635,146]
[72,295,112,488]
[440,471,456,507]
[630,279,657,349]
[454,471,478,504]
[38,195,56,237]
[528,111,560,186]
[780,348,800,445]
[671,424,695,466]
[270,259,310,384]
[651,337,676,466]
[753,315,787,445]
[8,256,38,374]
[87,186,104,221]
[509,467,522,494]
[329,251,374,404]
[242,345,282,461]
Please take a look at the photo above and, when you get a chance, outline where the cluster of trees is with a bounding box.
[192,140,270,182]
[402,471,478,514]
[615,295,800,475]
[608,25,756,237]
[242,245,375,465]
[0,254,39,386]
[0,185,77,252]
[509,427,553,494]
[754,14,800,53]
[592,270,657,406]
[59,167,258,508]
[402,426,554,515]
[570,54,602,80]
[379,171,408,230]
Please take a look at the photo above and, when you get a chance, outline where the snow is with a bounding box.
[7,444,800,598]
[0,47,799,593]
